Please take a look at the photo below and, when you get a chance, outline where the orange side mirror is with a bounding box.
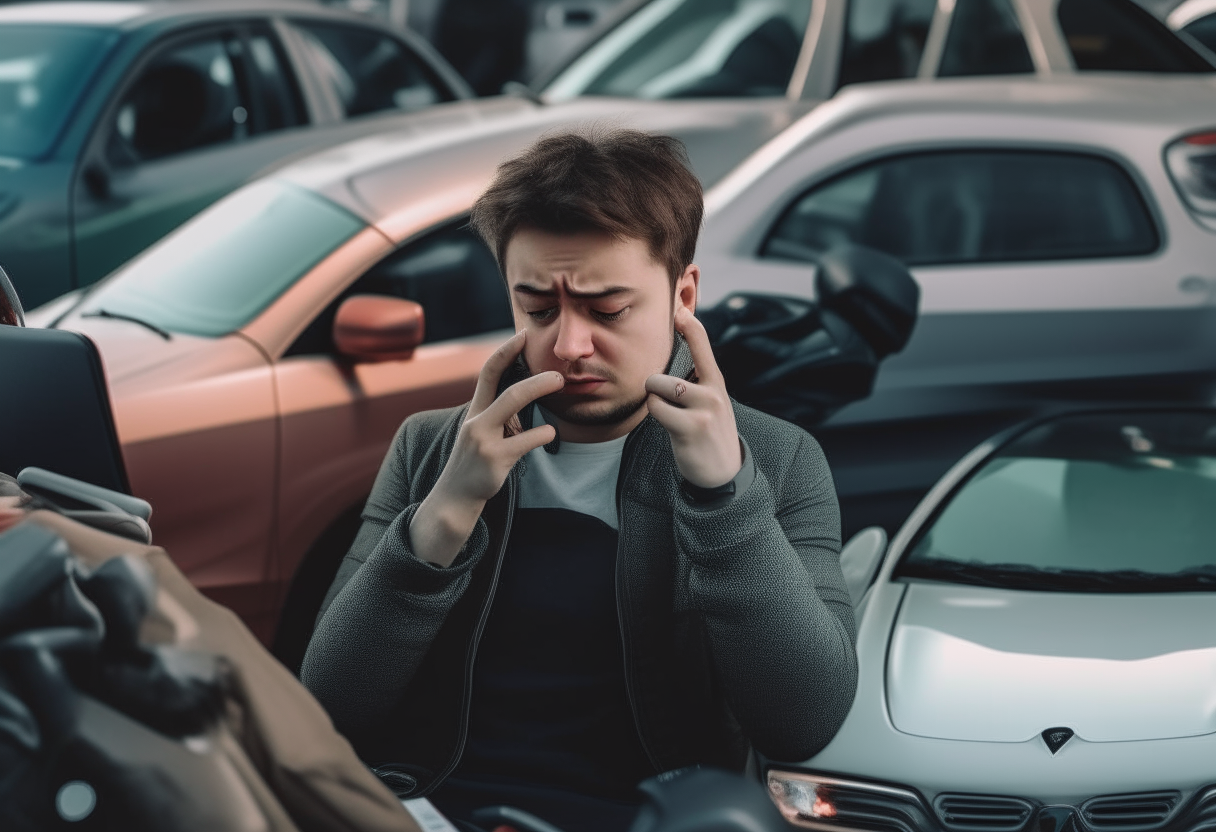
[333,295,424,362]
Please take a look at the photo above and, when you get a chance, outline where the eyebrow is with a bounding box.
[513,283,635,300]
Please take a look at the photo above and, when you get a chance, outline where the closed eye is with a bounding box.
[594,308,628,322]
[527,307,558,322]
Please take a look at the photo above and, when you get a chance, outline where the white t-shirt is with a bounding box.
[518,408,626,530]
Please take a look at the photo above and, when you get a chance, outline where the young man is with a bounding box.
[301,130,858,831]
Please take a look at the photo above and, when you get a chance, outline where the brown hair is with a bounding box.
[469,128,703,287]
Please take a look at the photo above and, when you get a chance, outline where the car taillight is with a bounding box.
[1165,130,1216,228]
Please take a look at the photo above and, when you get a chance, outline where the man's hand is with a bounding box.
[645,307,742,489]
[410,331,562,567]
[0,496,24,534]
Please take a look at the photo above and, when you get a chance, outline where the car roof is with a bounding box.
[707,74,1216,210]
[0,0,380,29]
[268,96,811,235]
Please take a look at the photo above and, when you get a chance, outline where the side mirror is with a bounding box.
[840,526,887,607]
[333,295,424,362]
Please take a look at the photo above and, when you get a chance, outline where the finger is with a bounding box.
[644,373,713,408]
[675,307,724,387]
[469,331,527,417]
[482,370,564,427]
[500,423,557,458]
[645,392,691,432]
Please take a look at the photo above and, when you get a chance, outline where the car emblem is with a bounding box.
[1041,727,1074,754]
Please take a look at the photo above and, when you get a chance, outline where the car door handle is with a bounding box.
[1179,275,1216,302]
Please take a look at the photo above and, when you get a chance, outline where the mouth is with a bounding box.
[561,376,607,393]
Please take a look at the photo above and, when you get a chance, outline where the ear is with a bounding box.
[674,264,699,317]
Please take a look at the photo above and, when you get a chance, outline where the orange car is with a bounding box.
[27,97,800,668]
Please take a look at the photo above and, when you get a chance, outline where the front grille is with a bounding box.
[935,795,1035,831]
[1081,793,1180,830]
[826,782,936,832]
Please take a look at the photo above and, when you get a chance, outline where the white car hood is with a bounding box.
[887,582,1216,743]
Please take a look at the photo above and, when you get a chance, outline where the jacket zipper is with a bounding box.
[615,422,663,773]
[428,470,518,793]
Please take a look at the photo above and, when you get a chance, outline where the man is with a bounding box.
[301,130,858,831]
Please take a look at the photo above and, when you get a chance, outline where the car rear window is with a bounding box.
[763,150,1159,267]
[1058,0,1215,72]
[0,25,117,159]
[896,411,1216,591]
[77,180,365,337]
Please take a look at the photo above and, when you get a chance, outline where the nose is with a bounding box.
[553,309,594,363]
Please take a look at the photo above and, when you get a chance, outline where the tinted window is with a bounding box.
[1181,15,1216,53]
[1058,0,1214,72]
[0,25,117,159]
[896,412,1216,591]
[544,0,812,99]
[107,33,254,164]
[292,21,452,117]
[79,181,364,337]
[246,28,307,131]
[764,151,1158,267]
[838,0,936,88]
[938,0,1034,77]
[288,222,512,355]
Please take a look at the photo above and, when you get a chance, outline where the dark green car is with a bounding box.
[0,0,474,309]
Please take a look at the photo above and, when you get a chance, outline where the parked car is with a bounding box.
[1168,0,1216,51]
[0,0,476,309]
[696,73,1216,536]
[767,406,1216,830]
[21,95,844,662]
[534,0,1214,103]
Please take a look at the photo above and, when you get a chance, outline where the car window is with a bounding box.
[937,0,1034,77]
[290,20,453,117]
[78,180,365,337]
[245,26,307,131]
[763,150,1158,267]
[543,0,813,100]
[896,412,1216,591]
[0,25,118,159]
[106,32,255,165]
[1180,15,1216,53]
[1058,0,1214,72]
[837,0,936,88]
[287,221,512,356]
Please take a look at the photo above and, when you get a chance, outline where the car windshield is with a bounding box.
[543,0,813,100]
[0,25,117,159]
[77,180,366,337]
[897,412,1216,592]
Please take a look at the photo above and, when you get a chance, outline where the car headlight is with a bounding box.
[767,770,934,832]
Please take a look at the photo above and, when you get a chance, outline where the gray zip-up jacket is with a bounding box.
[301,356,858,797]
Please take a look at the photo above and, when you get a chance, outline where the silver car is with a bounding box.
[767,406,1216,832]
[697,73,1216,535]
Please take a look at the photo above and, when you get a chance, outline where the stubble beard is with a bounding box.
[539,388,649,427]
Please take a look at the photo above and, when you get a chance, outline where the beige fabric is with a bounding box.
[25,510,420,832]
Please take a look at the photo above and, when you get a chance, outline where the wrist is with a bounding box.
[411,487,485,567]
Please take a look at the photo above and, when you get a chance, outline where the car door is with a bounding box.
[269,219,514,628]
[706,141,1216,536]
[70,21,314,288]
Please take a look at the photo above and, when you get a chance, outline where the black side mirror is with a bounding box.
[700,244,919,426]
[629,767,789,832]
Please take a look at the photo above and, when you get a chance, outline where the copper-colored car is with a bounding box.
[27,97,800,667]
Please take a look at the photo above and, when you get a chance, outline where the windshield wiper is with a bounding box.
[897,558,1216,593]
[81,308,172,341]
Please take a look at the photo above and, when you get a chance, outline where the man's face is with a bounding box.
[504,227,697,441]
